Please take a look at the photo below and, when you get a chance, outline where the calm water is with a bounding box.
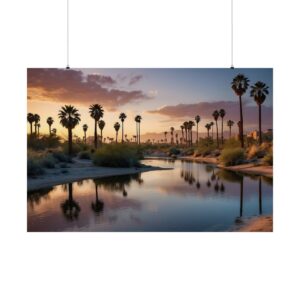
[27,159,273,232]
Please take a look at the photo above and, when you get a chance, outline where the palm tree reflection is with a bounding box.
[61,183,81,220]
[259,176,262,215]
[91,181,104,215]
[239,177,244,218]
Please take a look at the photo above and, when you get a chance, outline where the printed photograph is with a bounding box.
[27,68,273,232]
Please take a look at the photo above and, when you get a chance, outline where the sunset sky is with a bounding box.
[27,68,273,140]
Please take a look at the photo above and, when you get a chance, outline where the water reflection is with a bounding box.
[27,160,273,232]
[61,183,81,220]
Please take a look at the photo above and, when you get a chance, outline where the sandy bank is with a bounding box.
[235,215,273,232]
[180,155,273,177]
[28,159,169,192]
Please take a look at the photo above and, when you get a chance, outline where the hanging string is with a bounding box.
[230,0,234,69]
[66,0,70,69]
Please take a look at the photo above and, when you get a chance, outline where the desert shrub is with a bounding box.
[27,158,44,177]
[220,148,245,166]
[28,135,61,150]
[263,148,273,166]
[196,138,217,156]
[78,151,91,160]
[62,142,82,155]
[223,138,241,149]
[52,151,72,163]
[92,144,140,168]
[41,155,56,168]
[169,147,181,155]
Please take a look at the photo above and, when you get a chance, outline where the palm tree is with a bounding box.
[89,104,104,149]
[250,81,269,145]
[210,121,214,139]
[212,110,220,147]
[98,120,105,145]
[219,109,225,144]
[205,123,211,138]
[52,128,57,136]
[27,113,35,136]
[33,114,40,136]
[134,115,142,144]
[91,181,104,215]
[82,124,88,144]
[180,125,184,144]
[175,133,178,144]
[37,123,41,137]
[231,74,249,148]
[46,117,54,135]
[58,105,81,155]
[195,115,201,144]
[164,131,168,143]
[119,112,127,143]
[188,121,195,146]
[114,122,120,143]
[183,121,189,145]
[170,127,174,144]
[227,120,234,138]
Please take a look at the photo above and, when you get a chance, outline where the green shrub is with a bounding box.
[92,144,140,168]
[223,138,241,149]
[169,147,181,155]
[52,151,72,163]
[28,135,61,150]
[196,138,217,156]
[220,148,245,166]
[263,151,273,166]
[41,155,56,168]
[27,158,44,177]
[78,151,91,160]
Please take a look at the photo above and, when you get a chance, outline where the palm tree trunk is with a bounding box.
[216,121,219,148]
[259,104,262,145]
[68,128,72,155]
[116,131,118,143]
[197,123,199,144]
[122,121,124,143]
[136,122,138,144]
[100,129,103,145]
[84,132,87,144]
[229,126,232,138]
[138,123,140,144]
[30,123,33,135]
[239,95,244,148]
[207,129,209,138]
[211,126,214,140]
[34,124,37,136]
[190,130,193,146]
[221,117,224,144]
[94,120,98,149]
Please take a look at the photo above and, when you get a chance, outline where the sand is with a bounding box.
[28,158,169,192]
[236,216,273,232]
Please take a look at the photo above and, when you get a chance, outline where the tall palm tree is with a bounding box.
[180,125,184,144]
[188,121,195,146]
[164,131,168,143]
[195,115,201,144]
[250,81,269,145]
[82,124,88,144]
[46,117,54,135]
[114,122,120,143]
[98,120,105,145]
[227,120,234,138]
[89,104,104,149]
[183,121,189,145]
[58,105,81,155]
[33,114,40,136]
[219,109,225,144]
[231,74,249,148]
[212,110,220,147]
[37,123,41,137]
[134,115,142,144]
[27,113,35,136]
[210,121,214,139]
[119,112,127,143]
[170,127,174,144]
[205,123,211,138]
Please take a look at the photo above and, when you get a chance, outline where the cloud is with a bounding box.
[27,68,151,109]
[148,100,273,128]
[129,74,143,85]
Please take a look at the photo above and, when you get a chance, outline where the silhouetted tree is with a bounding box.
[195,115,201,144]
[212,110,220,147]
[134,115,142,144]
[82,124,88,144]
[250,81,269,145]
[231,74,249,148]
[46,117,54,135]
[58,105,81,155]
[98,120,105,145]
[114,122,120,143]
[27,113,35,135]
[170,127,174,144]
[89,104,104,149]
[227,120,234,138]
[219,109,225,144]
[33,114,40,136]
[119,112,127,143]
